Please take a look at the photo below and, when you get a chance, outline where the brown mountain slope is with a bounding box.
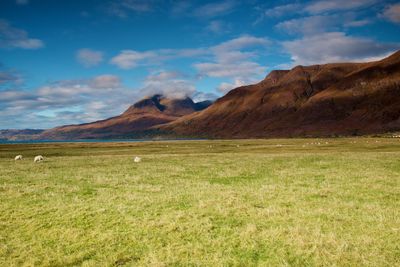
[40,95,212,140]
[159,50,400,138]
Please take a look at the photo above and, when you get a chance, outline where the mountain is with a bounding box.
[40,95,212,140]
[0,129,44,141]
[159,50,400,138]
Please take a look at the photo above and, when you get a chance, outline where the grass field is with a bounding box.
[0,138,399,266]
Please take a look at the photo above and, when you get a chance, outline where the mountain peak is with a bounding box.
[123,94,209,116]
[130,94,166,113]
[39,93,212,140]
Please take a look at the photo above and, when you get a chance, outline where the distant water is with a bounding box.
[0,138,206,144]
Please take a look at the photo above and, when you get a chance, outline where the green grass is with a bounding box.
[0,138,399,266]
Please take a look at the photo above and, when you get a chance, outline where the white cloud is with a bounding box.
[213,35,270,52]
[0,20,44,49]
[0,74,139,128]
[305,0,378,14]
[110,50,156,69]
[276,15,339,35]
[0,69,22,86]
[110,35,269,76]
[90,75,121,89]
[192,91,219,102]
[0,90,32,102]
[264,4,301,18]
[140,71,196,99]
[194,36,269,79]
[217,78,247,93]
[276,13,373,36]
[106,0,155,18]
[194,0,236,18]
[144,71,180,81]
[381,4,400,24]
[260,0,379,22]
[110,35,270,74]
[195,61,266,78]
[283,32,399,65]
[76,49,104,67]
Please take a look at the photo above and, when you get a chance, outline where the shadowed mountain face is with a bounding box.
[159,50,400,138]
[40,95,212,140]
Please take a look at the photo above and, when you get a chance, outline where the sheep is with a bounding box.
[14,155,23,161]
[134,156,141,163]
[34,155,44,163]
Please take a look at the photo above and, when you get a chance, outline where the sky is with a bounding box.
[1,0,400,129]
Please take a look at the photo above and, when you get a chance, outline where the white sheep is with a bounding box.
[34,155,44,163]
[134,156,141,163]
[14,155,23,161]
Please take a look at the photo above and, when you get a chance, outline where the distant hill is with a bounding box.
[159,50,400,138]
[0,129,44,141]
[39,95,212,140]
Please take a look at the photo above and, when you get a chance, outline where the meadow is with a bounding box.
[0,138,399,266]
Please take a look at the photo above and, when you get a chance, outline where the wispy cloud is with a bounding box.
[264,3,301,18]
[276,13,370,36]
[305,0,379,14]
[89,75,121,89]
[381,3,400,24]
[0,68,22,86]
[76,49,104,67]
[260,0,380,23]
[0,75,138,128]
[194,35,269,79]
[110,35,269,87]
[212,35,270,51]
[110,50,157,69]
[283,32,399,65]
[0,20,44,49]
[140,71,196,99]
[193,0,237,18]
[265,0,392,66]
[106,0,157,18]
[217,78,247,93]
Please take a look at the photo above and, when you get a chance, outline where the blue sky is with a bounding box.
[1,0,400,129]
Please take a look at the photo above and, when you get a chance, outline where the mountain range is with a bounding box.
[9,50,400,140]
[39,95,212,140]
[159,50,400,138]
